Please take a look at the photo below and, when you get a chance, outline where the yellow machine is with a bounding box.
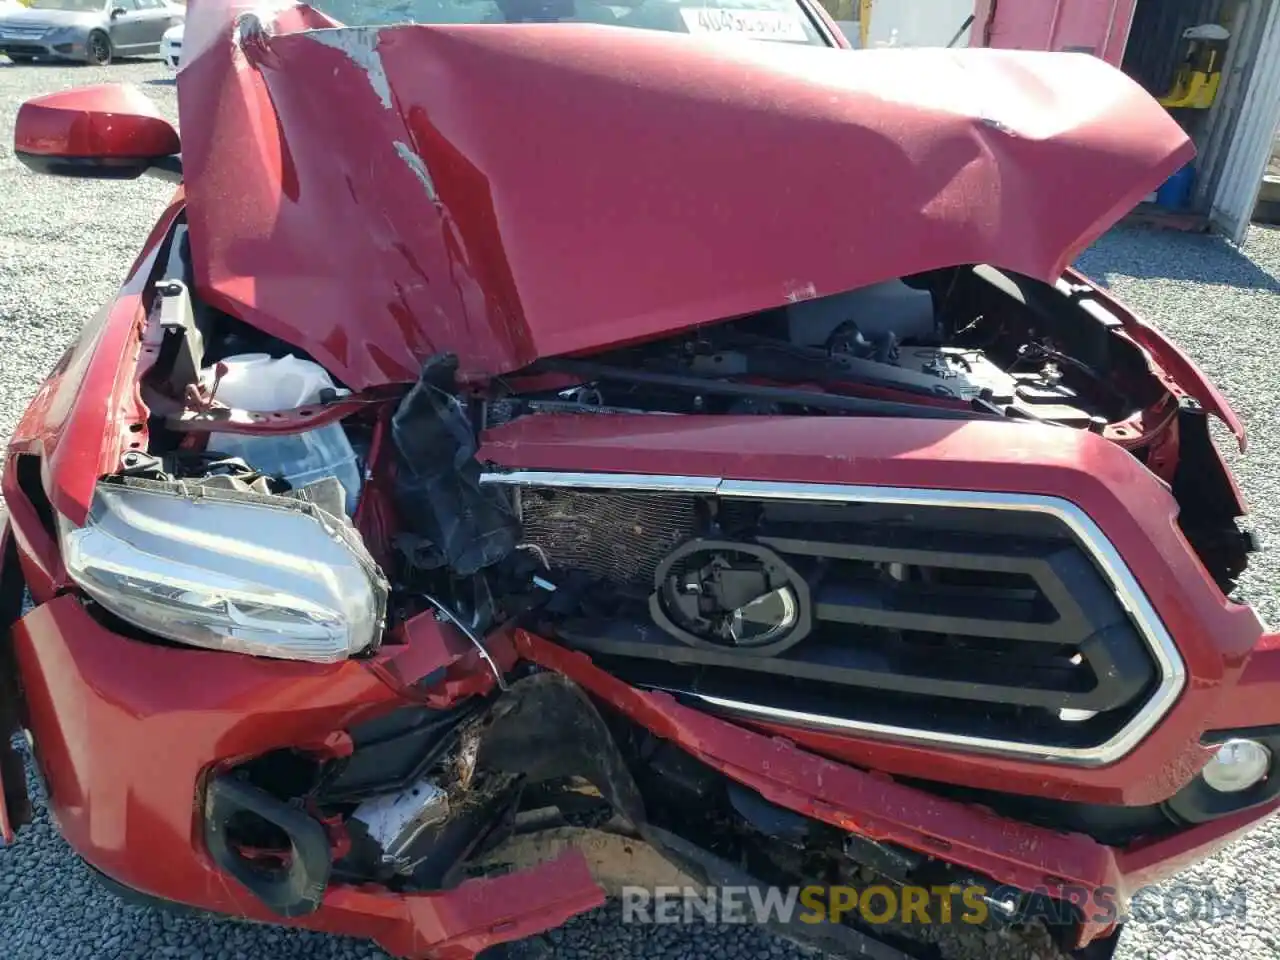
[1159,23,1232,110]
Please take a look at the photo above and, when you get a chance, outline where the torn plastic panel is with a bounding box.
[390,355,518,577]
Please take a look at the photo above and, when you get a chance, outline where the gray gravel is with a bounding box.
[2,56,1280,960]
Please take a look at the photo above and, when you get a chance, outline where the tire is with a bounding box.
[85,30,112,66]
[6,54,34,63]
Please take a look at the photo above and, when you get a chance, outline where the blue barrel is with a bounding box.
[1155,164,1196,210]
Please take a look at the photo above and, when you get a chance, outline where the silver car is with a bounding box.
[0,0,183,65]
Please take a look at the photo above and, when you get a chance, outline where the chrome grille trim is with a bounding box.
[481,470,1186,766]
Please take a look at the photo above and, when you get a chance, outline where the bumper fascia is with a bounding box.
[7,592,1280,952]
[0,40,87,61]
[8,595,605,957]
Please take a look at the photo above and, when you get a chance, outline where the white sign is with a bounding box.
[680,6,809,42]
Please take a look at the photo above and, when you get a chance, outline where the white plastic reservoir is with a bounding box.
[204,354,362,516]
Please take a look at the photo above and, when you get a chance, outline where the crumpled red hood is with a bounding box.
[177,3,1193,390]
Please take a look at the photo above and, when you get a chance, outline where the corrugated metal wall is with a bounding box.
[1209,0,1280,239]
[1120,0,1227,96]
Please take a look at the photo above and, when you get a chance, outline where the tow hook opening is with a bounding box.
[203,774,332,918]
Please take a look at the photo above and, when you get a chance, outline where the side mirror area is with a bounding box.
[14,84,181,182]
[110,6,127,18]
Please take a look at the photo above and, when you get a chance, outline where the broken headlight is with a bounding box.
[61,479,387,663]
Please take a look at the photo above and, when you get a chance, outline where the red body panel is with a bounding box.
[0,511,14,844]
[1,189,182,555]
[479,412,1270,804]
[14,84,179,160]
[1064,267,1247,450]
[10,597,603,957]
[176,1,1192,389]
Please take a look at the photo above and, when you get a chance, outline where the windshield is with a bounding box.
[26,0,103,10]
[317,0,830,46]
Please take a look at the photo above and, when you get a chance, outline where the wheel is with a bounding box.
[85,30,112,66]
[6,54,34,63]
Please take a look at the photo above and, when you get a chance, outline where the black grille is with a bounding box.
[518,487,1159,752]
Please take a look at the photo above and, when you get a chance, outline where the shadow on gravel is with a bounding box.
[1079,225,1280,292]
[144,77,176,86]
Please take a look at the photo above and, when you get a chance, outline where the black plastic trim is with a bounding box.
[315,699,481,803]
[530,489,1159,749]
[15,152,151,180]
[1162,728,1280,825]
[13,454,56,538]
[559,618,1148,712]
[202,775,332,917]
[0,516,34,834]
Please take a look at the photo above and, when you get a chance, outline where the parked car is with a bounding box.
[159,18,177,66]
[0,0,182,65]
[3,2,1276,960]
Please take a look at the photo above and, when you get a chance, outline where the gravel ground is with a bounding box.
[2,56,1280,960]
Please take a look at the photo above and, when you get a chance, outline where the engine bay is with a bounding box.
[123,221,1256,694]
[480,264,1170,441]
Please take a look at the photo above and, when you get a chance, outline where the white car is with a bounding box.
[160,19,179,67]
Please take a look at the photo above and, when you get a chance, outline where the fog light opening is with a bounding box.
[1202,739,1271,793]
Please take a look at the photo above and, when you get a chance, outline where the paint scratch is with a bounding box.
[784,281,817,303]
[394,141,440,206]
[306,27,394,110]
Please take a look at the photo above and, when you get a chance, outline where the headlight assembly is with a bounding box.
[62,478,387,663]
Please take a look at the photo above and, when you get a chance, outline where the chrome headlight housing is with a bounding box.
[62,478,387,663]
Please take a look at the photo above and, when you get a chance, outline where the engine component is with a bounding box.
[351,778,451,874]
[883,347,1096,425]
[203,353,363,516]
[893,347,1014,403]
[649,540,812,655]
[784,279,936,346]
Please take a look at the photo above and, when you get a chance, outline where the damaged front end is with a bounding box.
[4,4,1280,960]
[4,211,1273,960]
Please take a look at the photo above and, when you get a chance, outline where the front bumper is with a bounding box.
[5,593,608,958]
[5,579,1280,956]
[0,38,87,61]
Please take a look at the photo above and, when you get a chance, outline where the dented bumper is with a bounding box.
[4,585,1280,955]
[7,595,606,956]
